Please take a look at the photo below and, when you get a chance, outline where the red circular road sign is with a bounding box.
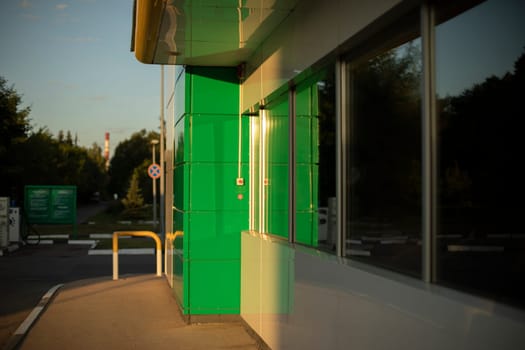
[148,163,161,179]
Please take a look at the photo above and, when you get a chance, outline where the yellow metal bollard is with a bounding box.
[164,231,184,287]
[112,231,162,280]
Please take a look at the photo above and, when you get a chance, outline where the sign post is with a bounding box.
[24,186,77,238]
[148,163,161,226]
[148,163,161,180]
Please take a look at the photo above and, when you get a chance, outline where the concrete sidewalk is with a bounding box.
[12,275,261,350]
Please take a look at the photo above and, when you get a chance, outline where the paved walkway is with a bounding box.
[12,275,260,350]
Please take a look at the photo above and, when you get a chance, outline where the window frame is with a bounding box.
[253,0,524,307]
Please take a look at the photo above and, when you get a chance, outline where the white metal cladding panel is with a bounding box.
[240,232,525,350]
[240,232,262,334]
[242,0,401,111]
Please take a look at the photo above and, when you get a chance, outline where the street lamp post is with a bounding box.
[151,139,159,227]
[160,65,165,239]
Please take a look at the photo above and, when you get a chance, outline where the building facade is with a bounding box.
[133,0,525,348]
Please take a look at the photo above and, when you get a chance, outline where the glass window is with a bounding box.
[248,96,289,238]
[249,111,261,231]
[266,96,289,238]
[435,0,525,306]
[250,95,289,238]
[295,66,337,252]
[346,36,423,276]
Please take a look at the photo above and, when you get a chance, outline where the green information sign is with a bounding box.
[24,186,77,237]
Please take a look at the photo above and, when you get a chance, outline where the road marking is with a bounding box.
[27,234,69,240]
[88,248,155,255]
[26,240,54,245]
[68,239,96,245]
[89,233,112,239]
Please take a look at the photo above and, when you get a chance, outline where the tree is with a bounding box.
[1,77,109,203]
[0,77,31,145]
[12,129,108,203]
[86,143,107,172]
[0,76,32,200]
[350,42,422,217]
[82,143,109,199]
[121,169,144,209]
[66,130,73,145]
[134,159,154,203]
[17,128,61,187]
[438,51,525,209]
[57,130,64,143]
[108,129,159,200]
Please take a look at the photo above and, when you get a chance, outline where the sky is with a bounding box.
[1,0,524,157]
[0,0,161,157]
[435,0,525,97]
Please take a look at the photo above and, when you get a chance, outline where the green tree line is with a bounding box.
[108,128,159,204]
[1,76,159,206]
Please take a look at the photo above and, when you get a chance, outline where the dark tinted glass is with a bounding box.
[346,38,423,276]
[435,0,525,307]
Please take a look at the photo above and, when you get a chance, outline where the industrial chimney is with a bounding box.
[104,132,110,169]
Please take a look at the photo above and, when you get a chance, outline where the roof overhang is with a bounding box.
[132,0,298,66]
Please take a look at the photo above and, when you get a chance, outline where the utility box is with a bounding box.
[0,197,9,248]
[9,207,20,243]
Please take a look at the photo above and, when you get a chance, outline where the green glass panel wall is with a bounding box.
[189,114,249,163]
[188,260,241,314]
[187,66,239,115]
[172,66,248,315]
[295,84,319,246]
[190,163,249,211]
[173,70,187,307]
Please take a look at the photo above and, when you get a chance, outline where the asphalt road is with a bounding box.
[76,201,111,224]
[0,243,156,348]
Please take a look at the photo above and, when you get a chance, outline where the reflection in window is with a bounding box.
[435,0,525,306]
[266,96,289,238]
[249,111,261,232]
[296,67,336,252]
[346,38,422,276]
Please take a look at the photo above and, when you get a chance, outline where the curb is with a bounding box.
[2,284,64,350]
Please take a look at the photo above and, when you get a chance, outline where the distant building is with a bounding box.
[104,132,110,170]
[132,0,525,349]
